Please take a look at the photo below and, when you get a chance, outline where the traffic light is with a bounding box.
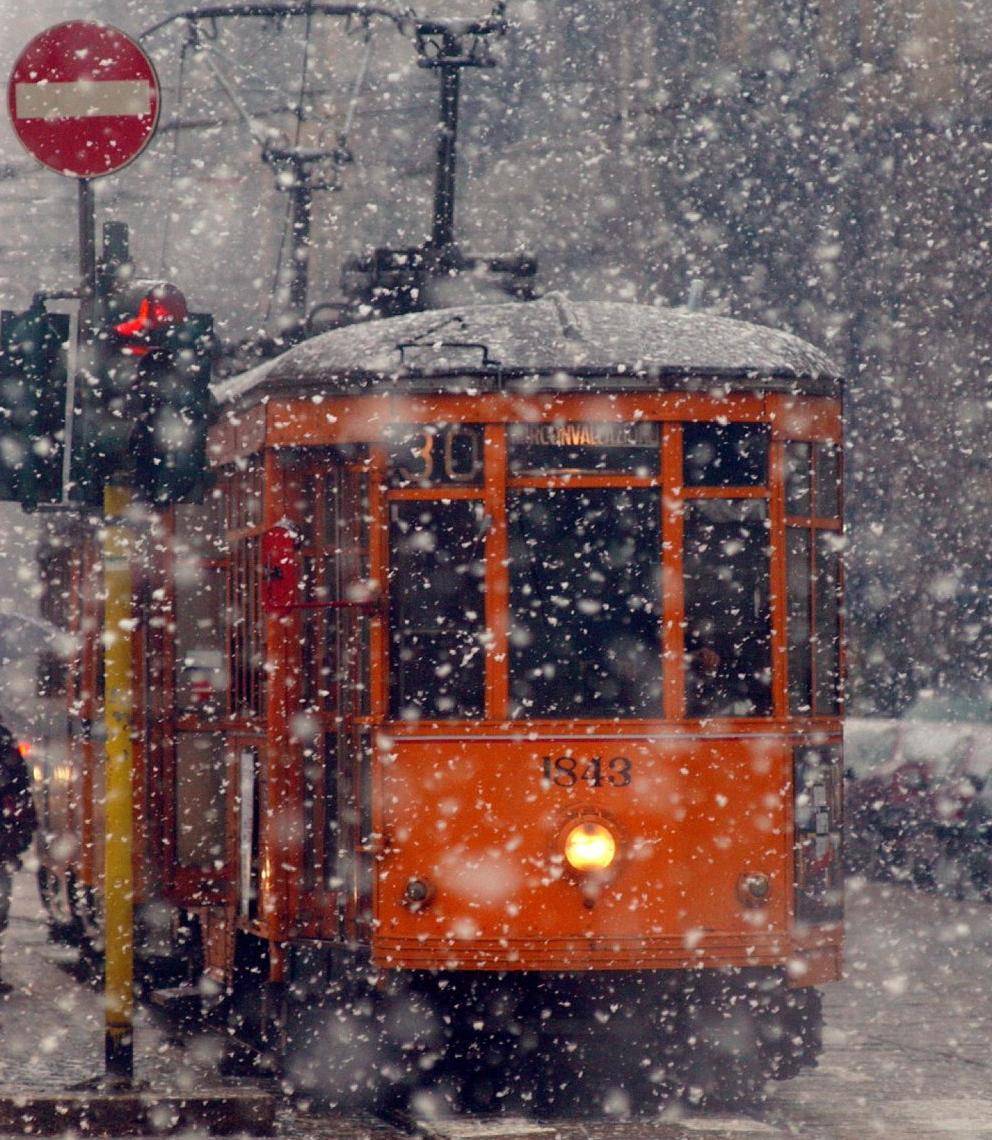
[0,297,70,509]
[116,284,215,505]
[69,281,215,508]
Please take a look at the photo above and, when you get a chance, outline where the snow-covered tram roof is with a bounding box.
[214,296,841,407]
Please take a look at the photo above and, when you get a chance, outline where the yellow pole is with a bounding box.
[102,482,134,1083]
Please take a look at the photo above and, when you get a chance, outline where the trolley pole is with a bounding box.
[102,482,135,1084]
[430,45,460,250]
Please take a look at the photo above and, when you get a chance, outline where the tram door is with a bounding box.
[289,450,371,940]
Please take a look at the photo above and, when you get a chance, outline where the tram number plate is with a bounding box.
[541,756,632,788]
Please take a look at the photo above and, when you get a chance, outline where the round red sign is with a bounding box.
[7,21,160,179]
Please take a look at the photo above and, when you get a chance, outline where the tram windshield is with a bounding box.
[508,487,663,718]
[383,420,828,723]
[389,499,487,720]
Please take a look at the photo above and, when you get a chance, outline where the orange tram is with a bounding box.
[38,295,844,1108]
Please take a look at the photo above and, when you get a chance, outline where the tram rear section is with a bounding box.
[37,297,844,1108]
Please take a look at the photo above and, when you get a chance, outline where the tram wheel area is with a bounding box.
[35,909,822,1123]
[270,964,823,1118]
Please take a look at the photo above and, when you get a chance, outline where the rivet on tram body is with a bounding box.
[738,872,772,906]
[402,877,434,911]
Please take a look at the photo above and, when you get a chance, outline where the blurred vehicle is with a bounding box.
[844,718,992,892]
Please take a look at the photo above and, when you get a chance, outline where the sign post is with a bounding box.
[7,21,160,1088]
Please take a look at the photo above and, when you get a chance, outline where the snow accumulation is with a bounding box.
[214,295,841,405]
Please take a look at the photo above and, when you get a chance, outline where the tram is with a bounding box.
[37,293,844,1107]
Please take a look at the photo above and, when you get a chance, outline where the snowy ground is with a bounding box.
[1,871,991,1138]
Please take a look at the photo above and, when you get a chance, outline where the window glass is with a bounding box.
[389,500,487,719]
[508,422,659,476]
[787,528,812,715]
[815,442,841,520]
[684,499,772,717]
[683,423,769,487]
[175,733,226,868]
[814,533,843,715]
[508,488,662,719]
[174,561,226,712]
[785,441,812,517]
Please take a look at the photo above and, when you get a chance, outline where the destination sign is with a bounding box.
[512,422,659,448]
[509,422,660,476]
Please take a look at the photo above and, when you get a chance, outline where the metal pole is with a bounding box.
[60,304,80,505]
[289,162,312,315]
[78,179,96,333]
[431,57,460,250]
[102,482,135,1084]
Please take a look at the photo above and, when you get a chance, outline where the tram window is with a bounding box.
[174,562,226,713]
[814,443,841,520]
[683,423,769,487]
[787,526,843,717]
[386,425,483,488]
[389,500,486,720]
[508,488,662,719]
[787,528,813,714]
[175,733,227,868]
[814,534,843,715]
[508,422,659,476]
[684,499,772,718]
[785,442,812,516]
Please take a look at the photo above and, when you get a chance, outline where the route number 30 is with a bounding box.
[541,756,632,788]
[393,425,482,484]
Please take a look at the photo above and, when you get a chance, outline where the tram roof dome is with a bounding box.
[215,296,841,405]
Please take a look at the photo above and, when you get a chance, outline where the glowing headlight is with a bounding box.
[564,821,617,872]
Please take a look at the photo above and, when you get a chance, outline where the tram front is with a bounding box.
[217,296,844,1101]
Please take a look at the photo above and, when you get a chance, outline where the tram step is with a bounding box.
[149,985,204,1014]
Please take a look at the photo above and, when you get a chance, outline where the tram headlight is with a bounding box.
[563,821,617,872]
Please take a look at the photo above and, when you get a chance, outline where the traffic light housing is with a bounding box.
[68,282,215,508]
[120,288,214,506]
[0,298,70,509]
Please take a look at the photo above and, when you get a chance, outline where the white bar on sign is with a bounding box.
[16,79,151,121]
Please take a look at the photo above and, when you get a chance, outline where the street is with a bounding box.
[1,871,991,1139]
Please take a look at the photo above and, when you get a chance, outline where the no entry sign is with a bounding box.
[7,21,160,178]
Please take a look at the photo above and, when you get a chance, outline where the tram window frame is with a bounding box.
[285,451,372,899]
[784,440,843,717]
[375,417,836,726]
[220,463,267,722]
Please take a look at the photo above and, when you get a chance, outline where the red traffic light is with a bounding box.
[115,283,188,354]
